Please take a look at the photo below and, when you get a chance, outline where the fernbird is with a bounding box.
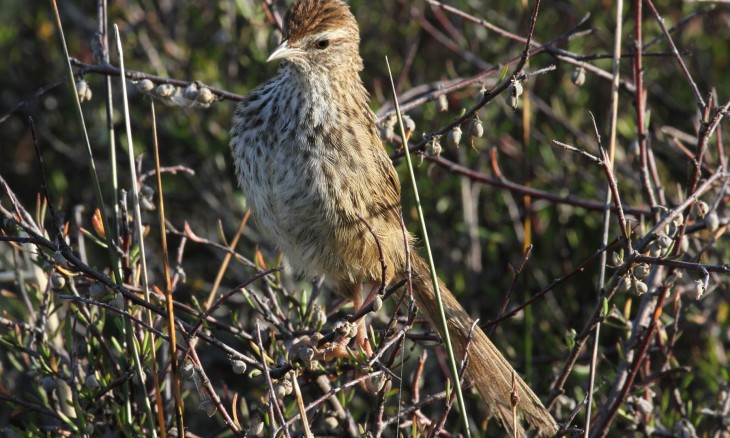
[230,0,558,435]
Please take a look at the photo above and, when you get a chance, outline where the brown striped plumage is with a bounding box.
[229,0,558,435]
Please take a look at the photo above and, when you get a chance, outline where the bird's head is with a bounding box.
[267,0,363,73]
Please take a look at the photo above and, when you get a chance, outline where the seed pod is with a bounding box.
[436,93,448,112]
[446,125,462,148]
[705,211,719,232]
[156,83,176,98]
[571,66,586,86]
[231,359,247,375]
[137,79,155,92]
[469,117,484,138]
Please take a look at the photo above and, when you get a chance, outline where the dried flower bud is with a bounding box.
[199,399,216,417]
[54,251,68,268]
[88,282,108,300]
[274,379,292,399]
[183,83,199,100]
[50,273,66,291]
[705,211,719,232]
[647,241,661,258]
[611,251,623,266]
[446,125,462,148]
[665,222,678,238]
[76,79,92,103]
[111,292,125,309]
[633,280,648,296]
[137,79,155,92]
[475,86,486,103]
[312,305,327,327]
[324,415,339,429]
[249,422,264,436]
[571,66,586,86]
[298,346,314,363]
[372,295,383,312]
[666,271,682,286]
[402,115,416,135]
[693,201,709,218]
[628,140,640,156]
[676,239,688,257]
[693,279,706,300]
[231,359,247,375]
[469,117,484,138]
[618,276,632,293]
[197,87,216,105]
[673,418,697,438]
[180,362,195,380]
[156,84,176,98]
[672,212,684,228]
[633,263,650,280]
[426,137,443,157]
[627,395,653,415]
[436,94,448,112]
[85,373,100,390]
[379,124,394,142]
[508,80,523,109]
[41,375,58,391]
[657,234,673,249]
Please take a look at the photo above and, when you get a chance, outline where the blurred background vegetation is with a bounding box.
[1,0,729,436]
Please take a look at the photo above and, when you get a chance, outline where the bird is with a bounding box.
[229,0,559,435]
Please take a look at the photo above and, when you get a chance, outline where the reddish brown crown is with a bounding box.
[283,0,357,44]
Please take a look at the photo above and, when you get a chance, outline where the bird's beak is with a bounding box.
[267,40,303,62]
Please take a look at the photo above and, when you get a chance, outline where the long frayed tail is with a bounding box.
[408,254,558,437]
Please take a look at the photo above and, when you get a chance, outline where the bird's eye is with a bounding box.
[316,39,329,49]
